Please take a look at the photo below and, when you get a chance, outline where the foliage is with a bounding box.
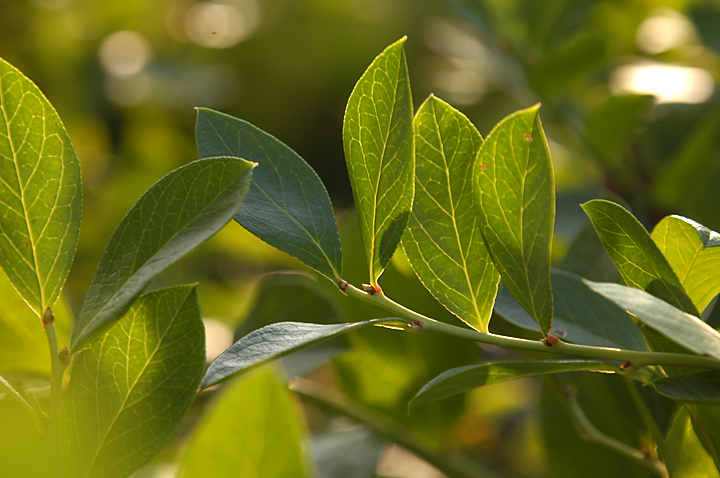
[4,2,720,477]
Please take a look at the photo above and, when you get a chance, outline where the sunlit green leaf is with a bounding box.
[652,215,720,314]
[473,104,554,334]
[203,318,408,389]
[652,372,720,403]
[343,37,414,287]
[0,57,81,317]
[178,367,310,478]
[402,95,498,331]
[584,280,720,360]
[410,360,621,411]
[665,407,720,478]
[687,403,720,472]
[196,108,342,282]
[582,200,699,316]
[71,157,254,351]
[62,285,205,478]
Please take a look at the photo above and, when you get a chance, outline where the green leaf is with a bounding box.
[203,318,408,389]
[313,428,385,478]
[687,403,720,472]
[651,215,720,314]
[0,57,82,317]
[0,267,72,375]
[402,95,499,331]
[582,199,700,317]
[473,104,555,334]
[652,372,720,403]
[71,156,254,351]
[584,280,720,360]
[196,108,342,282]
[665,407,720,478]
[410,360,621,411]
[178,367,311,478]
[62,285,206,478]
[343,37,414,287]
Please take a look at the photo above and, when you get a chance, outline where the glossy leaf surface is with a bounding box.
[652,372,720,403]
[72,156,254,351]
[402,95,498,331]
[343,37,414,286]
[410,360,619,411]
[652,215,720,313]
[585,280,720,360]
[473,104,554,334]
[178,367,310,478]
[62,285,205,478]
[0,57,81,317]
[196,108,342,281]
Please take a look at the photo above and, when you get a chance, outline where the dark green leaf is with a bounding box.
[652,215,720,314]
[665,407,720,478]
[71,156,254,351]
[473,104,554,334]
[196,108,342,282]
[178,367,310,478]
[0,57,81,317]
[203,318,408,388]
[582,199,699,316]
[652,372,720,403]
[584,280,720,360]
[62,285,206,478]
[687,403,720,472]
[313,428,385,478]
[343,37,414,287]
[402,95,499,331]
[410,360,621,411]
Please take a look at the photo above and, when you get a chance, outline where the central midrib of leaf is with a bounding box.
[83,291,190,476]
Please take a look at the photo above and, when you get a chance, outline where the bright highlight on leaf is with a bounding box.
[402,95,499,332]
[196,108,342,282]
[71,156,255,351]
[62,285,206,478]
[473,104,555,334]
[0,57,82,318]
[343,37,414,287]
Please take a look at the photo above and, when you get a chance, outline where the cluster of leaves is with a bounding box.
[3,31,720,478]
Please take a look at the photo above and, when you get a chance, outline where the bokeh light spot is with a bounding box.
[99,30,152,77]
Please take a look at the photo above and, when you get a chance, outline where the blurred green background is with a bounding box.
[3,0,720,476]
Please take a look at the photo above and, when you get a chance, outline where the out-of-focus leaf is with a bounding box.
[688,403,720,472]
[196,108,342,282]
[402,95,498,331]
[584,280,720,360]
[494,271,646,350]
[178,367,310,478]
[203,318,408,389]
[473,104,555,334]
[71,157,254,351]
[62,285,206,478]
[582,200,699,316]
[0,392,53,477]
[585,94,654,166]
[665,407,720,478]
[560,222,620,283]
[0,57,82,317]
[313,427,385,478]
[651,215,720,314]
[343,37,414,287]
[652,372,720,403]
[0,269,72,376]
[410,360,621,411]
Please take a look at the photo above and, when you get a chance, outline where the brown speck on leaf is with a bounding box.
[24,239,29,247]
[523,133,533,142]
[477,164,487,169]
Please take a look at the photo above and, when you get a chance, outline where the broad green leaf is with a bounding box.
[71,156,254,351]
[402,95,499,332]
[652,372,720,403]
[0,57,81,317]
[687,404,720,472]
[313,428,385,478]
[473,104,554,334]
[665,407,720,478]
[196,108,342,282]
[585,280,720,360]
[494,270,647,350]
[0,268,72,375]
[582,199,700,317]
[178,367,310,478]
[410,360,621,411]
[652,215,720,314]
[203,318,408,389]
[62,285,205,478]
[343,37,414,287]
[559,221,620,283]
